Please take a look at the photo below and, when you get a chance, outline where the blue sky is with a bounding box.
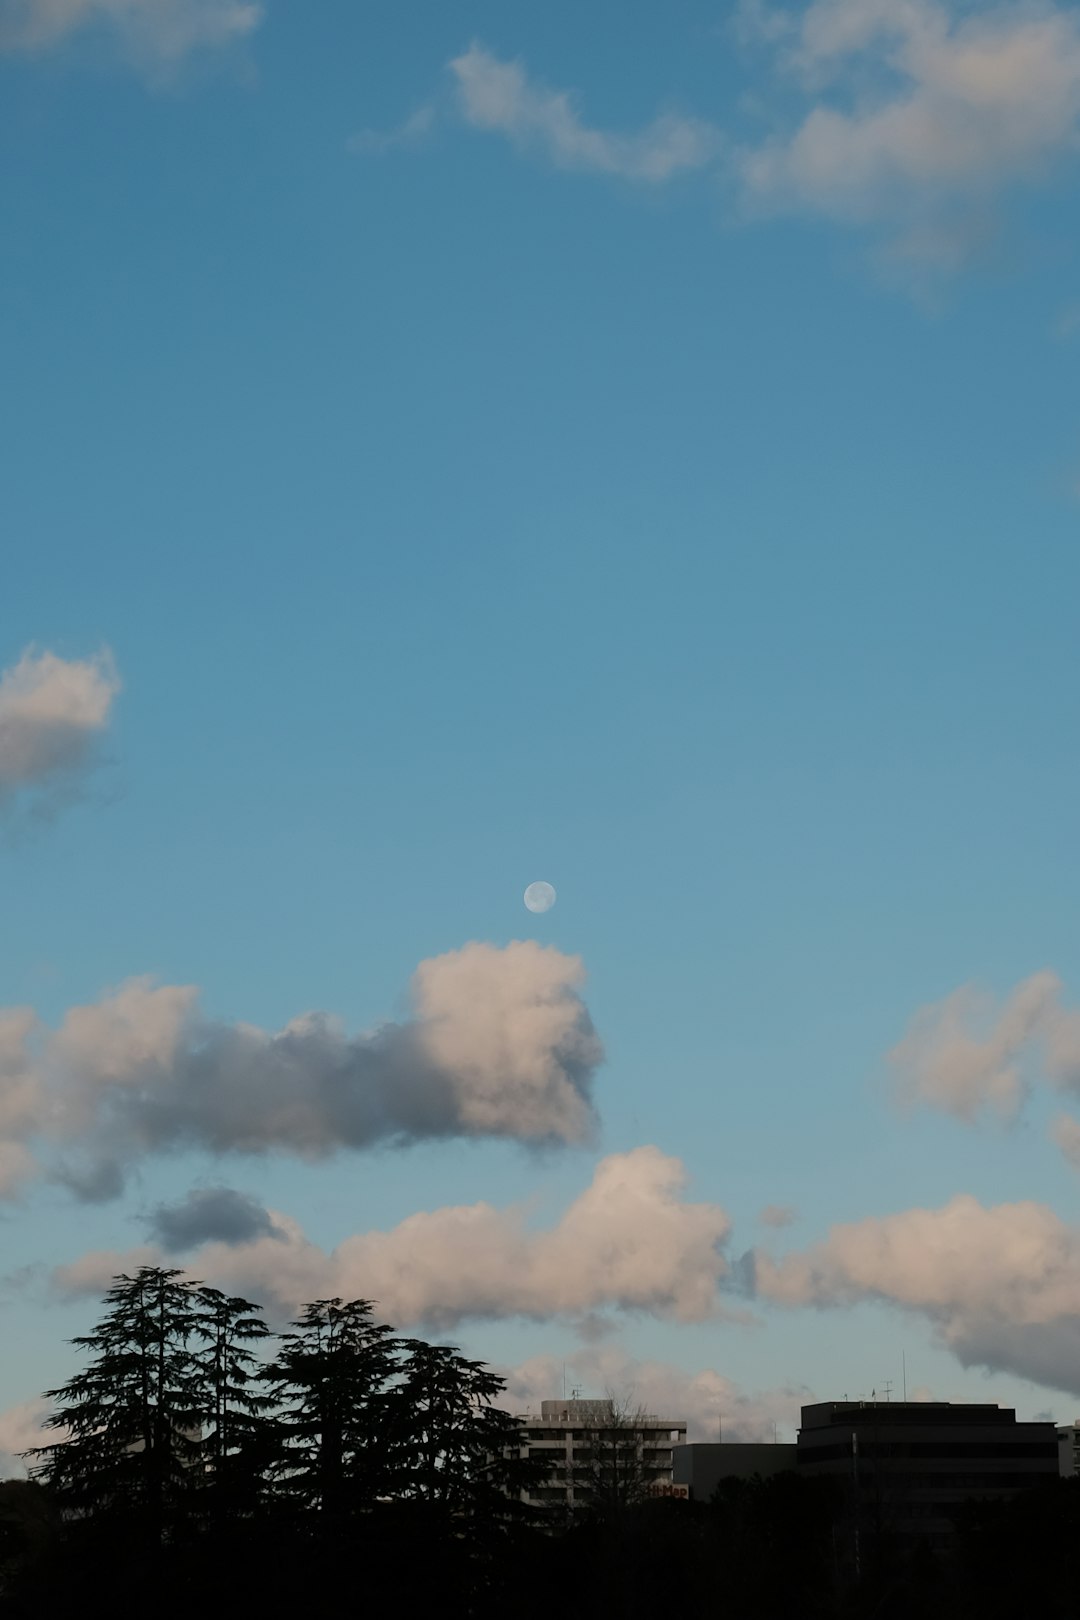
[4,0,1080,1457]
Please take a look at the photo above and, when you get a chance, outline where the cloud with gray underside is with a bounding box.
[55,1147,735,1329]
[753,1192,1080,1397]
[1,940,603,1200]
[0,646,120,814]
[147,1187,283,1251]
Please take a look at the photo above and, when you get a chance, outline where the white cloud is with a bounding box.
[54,1147,735,1328]
[50,977,196,1114]
[755,1192,1080,1394]
[53,1242,161,1296]
[410,939,598,1141]
[889,969,1058,1121]
[449,43,720,182]
[499,1346,809,1442]
[0,941,603,1198]
[889,968,1080,1124]
[0,0,261,59]
[736,0,1080,264]
[0,647,120,810]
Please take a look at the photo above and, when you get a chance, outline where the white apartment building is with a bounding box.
[517,1398,688,1515]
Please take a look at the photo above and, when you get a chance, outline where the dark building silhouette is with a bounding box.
[672,1441,797,1500]
[797,1400,1059,1553]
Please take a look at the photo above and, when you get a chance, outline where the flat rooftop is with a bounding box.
[801,1401,1017,1430]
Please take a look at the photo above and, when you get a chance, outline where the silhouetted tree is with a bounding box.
[261,1297,397,1524]
[379,1340,550,1615]
[389,1339,546,1520]
[193,1286,277,1523]
[17,1269,968,1620]
[27,1267,205,1541]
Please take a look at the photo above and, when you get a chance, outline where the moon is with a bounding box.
[524,880,556,914]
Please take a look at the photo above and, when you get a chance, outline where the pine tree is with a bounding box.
[262,1298,398,1524]
[193,1286,277,1522]
[380,1340,550,1613]
[27,1267,205,1540]
[389,1339,547,1522]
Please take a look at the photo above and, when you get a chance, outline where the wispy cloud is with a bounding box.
[349,104,436,156]
[0,941,603,1199]
[734,0,1080,268]
[448,42,721,183]
[431,9,1080,279]
[54,1147,736,1328]
[888,968,1080,1131]
[0,647,120,818]
[0,0,262,60]
[889,970,1058,1122]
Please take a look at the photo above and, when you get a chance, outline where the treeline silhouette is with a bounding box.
[1,1265,1079,1619]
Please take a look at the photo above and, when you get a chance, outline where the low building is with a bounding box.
[517,1399,687,1515]
[1056,1422,1080,1477]
[673,1442,797,1501]
[797,1400,1059,1552]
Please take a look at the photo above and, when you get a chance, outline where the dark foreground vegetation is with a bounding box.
[1,1266,1077,1619]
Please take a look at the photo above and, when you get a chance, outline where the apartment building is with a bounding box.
[517,1398,687,1515]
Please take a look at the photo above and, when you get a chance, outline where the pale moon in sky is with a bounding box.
[524,881,556,914]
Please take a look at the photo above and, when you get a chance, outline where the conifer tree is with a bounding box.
[261,1297,398,1522]
[28,1267,205,1538]
[379,1340,550,1613]
[193,1286,277,1521]
[388,1339,546,1522]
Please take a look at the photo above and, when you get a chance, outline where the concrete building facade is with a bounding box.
[1056,1421,1080,1477]
[517,1399,688,1515]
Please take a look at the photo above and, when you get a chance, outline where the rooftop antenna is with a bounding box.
[882,1381,893,1403]
[902,1352,907,1402]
